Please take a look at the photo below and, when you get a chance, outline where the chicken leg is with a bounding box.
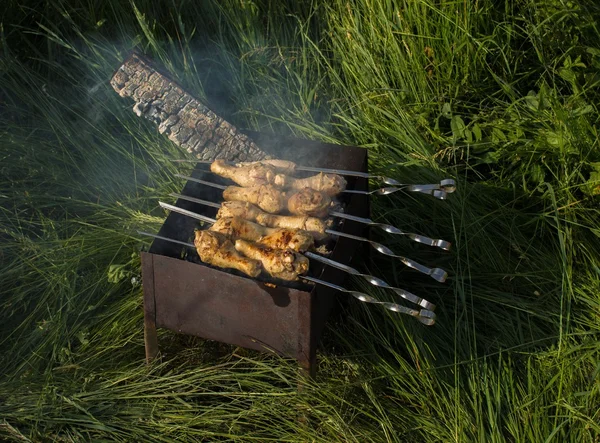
[234,239,309,281]
[212,159,346,195]
[222,183,332,217]
[210,216,314,252]
[222,184,286,213]
[217,201,328,240]
[287,187,332,218]
[235,159,297,175]
[286,172,346,196]
[211,159,288,188]
[194,230,261,277]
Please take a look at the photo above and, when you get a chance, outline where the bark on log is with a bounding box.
[110,52,270,162]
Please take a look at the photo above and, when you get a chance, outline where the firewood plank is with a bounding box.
[111,53,269,161]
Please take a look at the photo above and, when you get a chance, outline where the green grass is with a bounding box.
[1,0,600,441]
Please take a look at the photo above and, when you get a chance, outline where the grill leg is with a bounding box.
[144,315,159,363]
[141,252,159,363]
[297,348,317,379]
[307,348,317,378]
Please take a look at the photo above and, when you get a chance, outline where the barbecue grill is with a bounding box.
[114,52,452,376]
[141,132,371,376]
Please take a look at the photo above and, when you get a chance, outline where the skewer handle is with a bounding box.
[344,186,449,199]
[302,276,435,325]
[304,252,436,311]
[325,230,448,283]
[329,211,451,251]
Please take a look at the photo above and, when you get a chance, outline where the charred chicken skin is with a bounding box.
[194,230,261,277]
[217,201,328,240]
[210,216,314,252]
[287,187,332,218]
[234,239,309,281]
[212,159,346,196]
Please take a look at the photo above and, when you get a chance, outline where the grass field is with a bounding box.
[1,0,600,441]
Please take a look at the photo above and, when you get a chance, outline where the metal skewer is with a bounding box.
[172,159,456,193]
[160,201,448,283]
[325,230,448,282]
[170,193,230,208]
[304,252,435,310]
[137,231,195,248]
[328,211,451,251]
[173,173,453,200]
[160,201,219,224]
[344,184,451,199]
[173,175,452,249]
[171,193,451,251]
[136,230,435,325]
[301,276,435,325]
[175,174,228,189]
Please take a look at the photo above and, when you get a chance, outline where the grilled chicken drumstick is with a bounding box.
[199,227,308,281]
[210,216,314,252]
[222,184,285,213]
[234,239,309,281]
[217,201,328,240]
[211,159,346,195]
[287,187,331,218]
[235,159,297,175]
[211,159,287,188]
[222,184,331,217]
[288,172,346,196]
[194,230,261,277]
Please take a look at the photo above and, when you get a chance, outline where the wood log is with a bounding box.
[110,52,270,162]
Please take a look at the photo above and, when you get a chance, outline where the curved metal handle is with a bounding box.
[302,276,435,325]
[304,252,436,310]
[329,211,451,251]
[345,187,447,199]
[378,177,456,193]
[440,179,457,193]
[326,231,448,283]
[344,179,455,199]
[407,233,451,251]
